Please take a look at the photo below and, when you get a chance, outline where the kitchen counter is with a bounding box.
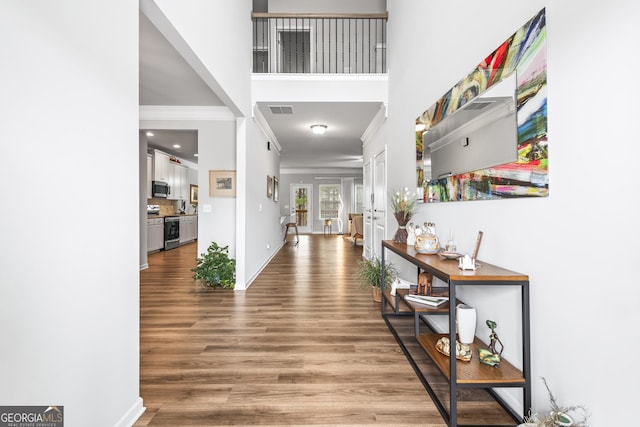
[147,213,198,218]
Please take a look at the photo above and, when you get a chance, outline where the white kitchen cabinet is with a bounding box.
[147,218,164,252]
[147,154,152,198]
[153,150,170,183]
[179,215,197,244]
[179,217,187,243]
[170,163,187,200]
[153,149,192,200]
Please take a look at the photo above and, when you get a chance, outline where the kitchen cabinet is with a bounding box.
[171,163,187,200]
[381,240,530,426]
[179,215,197,243]
[147,218,164,252]
[153,150,170,183]
[152,149,191,200]
[147,154,152,198]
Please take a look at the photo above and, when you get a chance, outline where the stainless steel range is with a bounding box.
[164,216,180,250]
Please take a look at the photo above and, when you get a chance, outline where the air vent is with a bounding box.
[269,105,294,115]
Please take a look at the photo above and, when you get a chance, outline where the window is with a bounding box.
[354,184,364,213]
[319,184,341,219]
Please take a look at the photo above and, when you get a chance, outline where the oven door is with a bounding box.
[164,217,180,250]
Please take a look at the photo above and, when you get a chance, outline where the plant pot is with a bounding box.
[372,286,382,302]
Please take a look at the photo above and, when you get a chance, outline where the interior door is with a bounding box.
[290,184,313,234]
[278,30,311,73]
[372,149,387,260]
[363,159,373,259]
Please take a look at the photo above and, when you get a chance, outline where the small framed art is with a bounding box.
[209,170,236,198]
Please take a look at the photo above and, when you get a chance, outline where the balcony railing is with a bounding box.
[252,12,388,74]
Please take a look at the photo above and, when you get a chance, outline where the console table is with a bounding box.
[380,240,531,426]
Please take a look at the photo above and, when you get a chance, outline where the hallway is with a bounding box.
[136,236,510,426]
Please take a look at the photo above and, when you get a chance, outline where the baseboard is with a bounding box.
[139,263,149,271]
[113,397,145,427]
[237,241,285,291]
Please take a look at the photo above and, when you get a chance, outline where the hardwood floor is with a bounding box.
[136,235,514,426]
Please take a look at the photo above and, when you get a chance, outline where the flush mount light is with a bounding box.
[146,131,154,137]
[194,153,198,157]
[310,124,327,135]
[172,144,181,148]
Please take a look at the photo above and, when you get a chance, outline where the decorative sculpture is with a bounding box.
[435,337,472,362]
[486,320,503,355]
[478,320,503,367]
[458,254,476,270]
[417,272,433,295]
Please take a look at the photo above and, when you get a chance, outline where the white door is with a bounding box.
[372,149,387,260]
[363,159,373,259]
[290,184,313,234]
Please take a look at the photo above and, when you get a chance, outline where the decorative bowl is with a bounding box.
[438,251,462,260]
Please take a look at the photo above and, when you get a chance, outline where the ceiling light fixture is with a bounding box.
[146,131,154,137]
[310,124,327,135]
[172,144,181,148]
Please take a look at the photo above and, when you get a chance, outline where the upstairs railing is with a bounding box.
[252,12,388,74]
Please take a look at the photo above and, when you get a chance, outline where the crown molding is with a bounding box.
[139,105,235,121]
[252,105,282,153]
[280,167,363,176]
[360,103,387,144]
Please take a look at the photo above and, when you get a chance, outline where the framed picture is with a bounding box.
[209,170,236,198]
[190,184,198,204]
[267,175,273,198]
[273,177,279,202]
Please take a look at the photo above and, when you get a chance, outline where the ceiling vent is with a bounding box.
[269,105,294,115]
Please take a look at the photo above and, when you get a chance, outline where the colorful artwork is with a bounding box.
[419,8,548,202]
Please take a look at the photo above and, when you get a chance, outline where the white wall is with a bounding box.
[0,1,143,426]
[242,122,284,287]
[385,0,640,424]
[153,0,252,117]
[153,0,286,290]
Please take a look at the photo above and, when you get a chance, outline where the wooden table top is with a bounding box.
[382,240,528,283]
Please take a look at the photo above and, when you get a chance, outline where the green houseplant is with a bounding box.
[191,242,236,289]
[354,257,398,302]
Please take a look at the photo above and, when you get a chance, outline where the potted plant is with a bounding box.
[354,257,398,302]
[191,242,236,289]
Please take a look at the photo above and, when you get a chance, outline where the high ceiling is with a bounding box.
[139,12,381,171]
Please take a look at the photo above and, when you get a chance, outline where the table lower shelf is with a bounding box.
[416,333,525,385]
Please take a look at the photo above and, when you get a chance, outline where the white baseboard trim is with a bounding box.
[113,397,145,427]
[139,263,149,271]
[237,241,285,291]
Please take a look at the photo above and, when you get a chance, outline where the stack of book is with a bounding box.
[404,294,449,307]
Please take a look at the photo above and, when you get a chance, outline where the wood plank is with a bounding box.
[136,236,516,426]
[417,334,525,385]
[383,240,529,282]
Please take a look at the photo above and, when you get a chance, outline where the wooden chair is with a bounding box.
[350,215,364,245]
[284,217,299,245]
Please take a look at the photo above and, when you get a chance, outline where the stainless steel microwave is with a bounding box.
[152,181,170,198]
